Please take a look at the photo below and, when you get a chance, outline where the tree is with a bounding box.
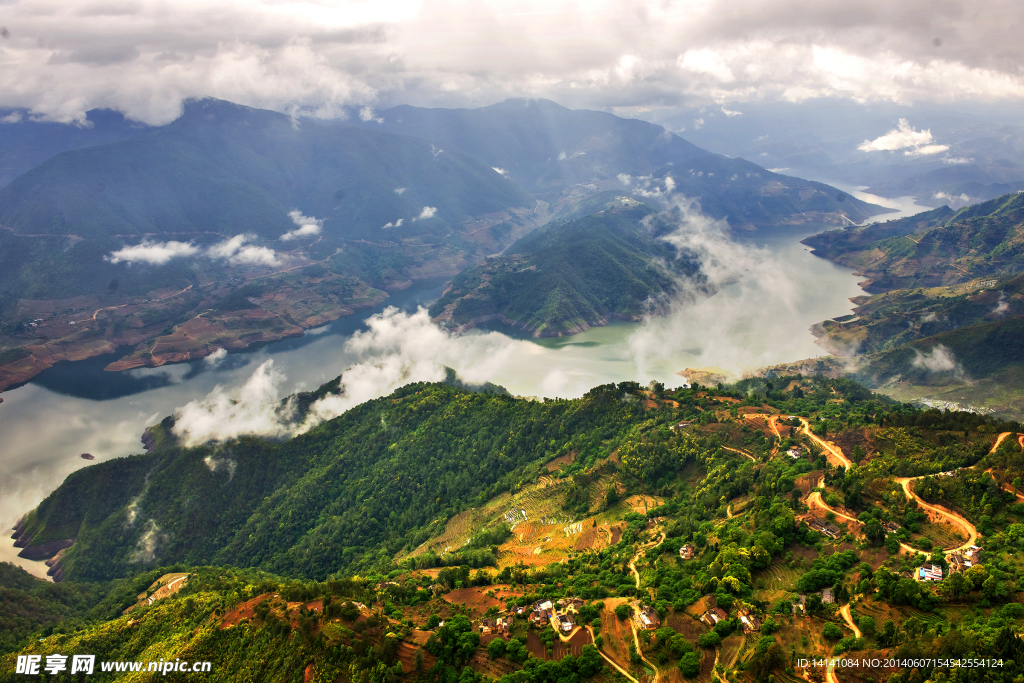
[857,616,876,639]
[697,632,721,648]
[487,637,506,659]
[615,603,631,620]
[680,652,701,678]
[822,623,843,641]
[864,519,885,545]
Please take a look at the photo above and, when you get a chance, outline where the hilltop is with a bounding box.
[429,202,699,337]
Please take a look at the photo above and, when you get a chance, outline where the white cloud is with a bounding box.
[912,344,963,374]
[627,196,816,379]
[394,187,407,195]
[679,49,735,83]
[128,519,164,564]
[281,210,324,241]
[359,105,383,123]
[858,119,949,155]
[204,347,228,366]
[105,239,199,265]
[207,235,281,266]
[933,191,971,206]
[721,106,742,117]
[617,173,633,186]
[415,206,437,220]
[172,306,524,442]
[993,293,1009,316]
[942,156,974,164]
[382,218,404,229]
[173,359,297,446]
[693,118,704,129]
[492,167,507,175]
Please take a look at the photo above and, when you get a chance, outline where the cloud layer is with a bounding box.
[2,1,1023,125]
[171,306,524,445]
[107,234,281,267]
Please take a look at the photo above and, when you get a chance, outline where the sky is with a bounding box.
[0,0,1022,126]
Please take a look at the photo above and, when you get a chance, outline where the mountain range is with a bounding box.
[0,97,886,392]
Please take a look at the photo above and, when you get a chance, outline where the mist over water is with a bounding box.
[0,209,877,578]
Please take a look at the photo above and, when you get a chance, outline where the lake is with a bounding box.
[0,198,923,578]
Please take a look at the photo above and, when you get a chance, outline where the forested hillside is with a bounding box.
[7,374,1024,683]
[804,191,1024,293]
[430,203,699,337]
[805,193,1024,416]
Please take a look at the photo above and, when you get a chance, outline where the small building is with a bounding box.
[671,421,692,431]
[821,588,834,604]
[949,546,983,573]
[679,544,695,560]
[480,618,496,634]
[557,613,576,633]
[495,616,512,634]
[792,595,806,614]
[880,520,902,534]
[806,517,842,539]
[701,607,728,626]
[918,564,943,582]
[787,447,803,459]
[634,605,660,630]
[739,615,762,633]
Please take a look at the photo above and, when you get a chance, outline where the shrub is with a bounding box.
[680,652,701,678]
[697,632,721,648]
[822,622,843,641]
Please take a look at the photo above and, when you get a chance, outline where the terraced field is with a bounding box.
[917,521,967,550]
[760,563,800,591]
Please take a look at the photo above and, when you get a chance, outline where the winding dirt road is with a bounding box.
[839,604,861,638]
[722,446,756,462]
[623,531,666,683]
[894,476,977,554]
[797,417,852,470]
[991,432,1014,453]
[585,625,640,683]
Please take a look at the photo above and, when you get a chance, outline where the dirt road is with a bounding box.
[628,531,667,589]
[895,476,977,554]
[798,417,852,470]
[584,626,640,683]
[991,432,1014,453]
[840,604,861,638]
[722,446,756,462]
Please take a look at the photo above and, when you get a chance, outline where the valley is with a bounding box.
[3,99,1024,683]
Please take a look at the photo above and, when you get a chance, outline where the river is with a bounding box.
[0,198,925,578]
